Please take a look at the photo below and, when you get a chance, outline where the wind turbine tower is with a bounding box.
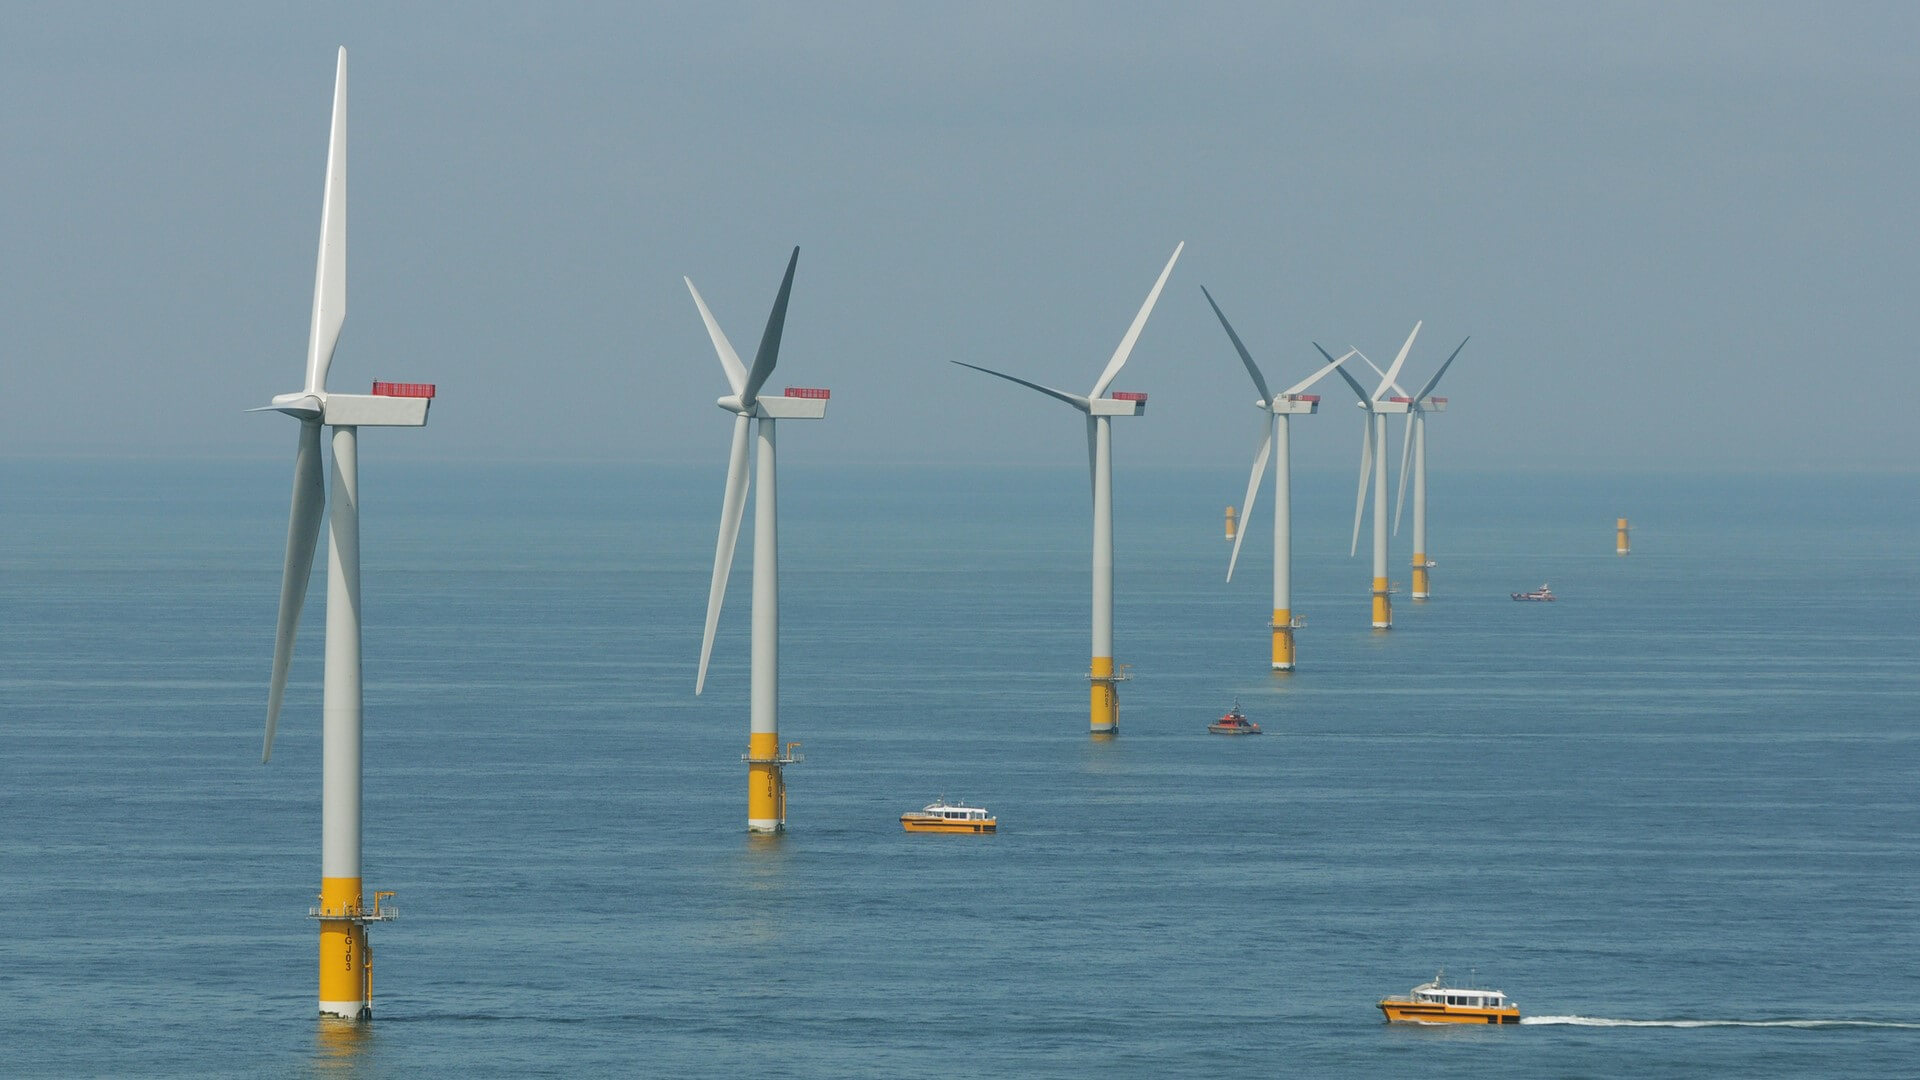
[1203,288,1353,669]
[259,48,435,1021]
[956,243,1183,736]
[1321,324,1419,629]
[691,248,827,833]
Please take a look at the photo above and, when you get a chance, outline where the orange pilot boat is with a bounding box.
[1378,970,1519,1024]
[900,799,996,834]
[1209,700,1261,735]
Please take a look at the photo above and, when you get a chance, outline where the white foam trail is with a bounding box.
[1521,1016,1920,1030]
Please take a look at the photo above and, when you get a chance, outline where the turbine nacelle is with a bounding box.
[1256,394,1321,415]
[715,392,829,420]
[263,388,434,426]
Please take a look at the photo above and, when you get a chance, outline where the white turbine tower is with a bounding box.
[1319,322,1419,629]
[258,48,435,1021]
[1202,287,1354,670]
[1388,337,1468,599]
[690,247,828,833]
[955,243,1182,736]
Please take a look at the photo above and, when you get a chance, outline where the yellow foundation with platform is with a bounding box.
[315,878,393,1020]
[1089,656,1119,735]
[1271,609,1294,670]
[746,731,786,833]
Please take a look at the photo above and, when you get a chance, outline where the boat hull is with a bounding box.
[1378,1000,1519,1025]
[1207,724,1261,735]
[901,816,996,834]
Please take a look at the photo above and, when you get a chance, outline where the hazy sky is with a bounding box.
[3,2,1916,473]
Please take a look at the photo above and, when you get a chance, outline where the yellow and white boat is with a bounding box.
[900,799,996,834]
[1378,971,1519,1024]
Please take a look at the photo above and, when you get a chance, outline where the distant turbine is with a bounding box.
[1320,322,1419,629]
[690,247,827,833]
[1385,338,1468,598]
[257,48,434,1021]
[955,243,1183,736]
[1203,287,1354,669]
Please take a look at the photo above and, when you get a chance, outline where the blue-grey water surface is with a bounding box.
[3,461,1917,1077]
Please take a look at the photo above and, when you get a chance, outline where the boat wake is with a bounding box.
[1521,1016,1920,1030]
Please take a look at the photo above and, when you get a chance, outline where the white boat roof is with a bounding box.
[917,801,990,814]
[1412,981,1507,996]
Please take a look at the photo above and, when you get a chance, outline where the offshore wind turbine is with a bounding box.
[1387,338,1468,598]
[955,243,1183,736]
[258,48,436,1021]
[1319,323,1419,629]
[1202,287,1354,670]
[690,247,828,833]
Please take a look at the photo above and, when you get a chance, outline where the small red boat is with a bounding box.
[1209,701,1261,735]
[1510,583,1555,602]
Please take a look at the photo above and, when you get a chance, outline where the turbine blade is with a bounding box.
[1319,343,1374,403]
[1200,286,1271,404]
[1227,422,1272,583]
[1085,415,1098,502]
[741,246,798,406]
[1282,348,1357,398]
[1414,336,1469,403]
[951,361,1090,410]
[1090,242,1183,399]
[685,278,747,396]
[1353,349,1408,399]
[264,420,326,762]
[1374,321,1421,401]
[305,48,347,397]
[1350,419,1372,558]
[1394,412,1413,535]
[696,414,753,694]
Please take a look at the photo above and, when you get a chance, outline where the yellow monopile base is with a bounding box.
[1411,554,1429,600]
[1617,518,1630,555]
[1372,577,1392,629]
[747,731,785,833]
[1224,506,1237,540]
[1271,609,1294,671]
[318,876,370,1021]
[1089,656,1118,736]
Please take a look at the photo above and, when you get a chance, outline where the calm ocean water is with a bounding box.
[3,460,1917,1077]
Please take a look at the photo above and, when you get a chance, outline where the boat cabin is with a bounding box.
[1413,988,1506,1009]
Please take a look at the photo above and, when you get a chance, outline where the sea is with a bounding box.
[3,460,1917,1078]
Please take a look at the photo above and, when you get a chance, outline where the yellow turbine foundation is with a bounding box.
[1617,517,1630,555]
[1411,554,1429,600]
[1089,656,1119,735]
[1271,609,1295,671]
[747,731,785,833]
[1372,577,1392,629]
[1224,506,1237,541]
[318,876,370,1020]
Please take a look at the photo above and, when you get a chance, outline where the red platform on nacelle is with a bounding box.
[784,387,831,399]
[1111,391,1148,402]
[372,381,437,398]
